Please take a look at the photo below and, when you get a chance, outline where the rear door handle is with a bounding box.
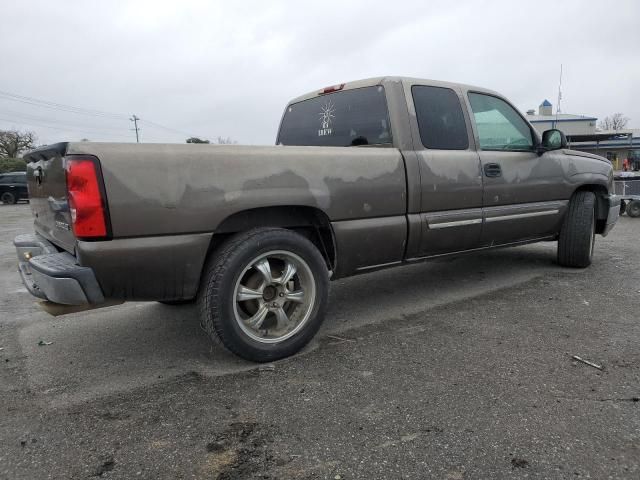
[484,163,502,178]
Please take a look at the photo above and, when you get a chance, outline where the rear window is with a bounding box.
[277,86,392,147]
[412,85,469,150]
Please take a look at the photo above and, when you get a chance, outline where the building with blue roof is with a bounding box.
[525,100,639,170]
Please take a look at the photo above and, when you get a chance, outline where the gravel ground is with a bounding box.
[0,203,638,479]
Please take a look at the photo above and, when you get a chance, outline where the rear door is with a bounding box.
[465,92,567,245]
[25,145,77,253]
[406,83,484,257]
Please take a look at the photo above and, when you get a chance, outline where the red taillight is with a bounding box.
[319,83,345,94]
[65,157,108,238]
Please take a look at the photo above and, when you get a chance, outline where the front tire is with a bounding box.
[198,228,329,362]
[557,191,596,268]
[1,192,17,204]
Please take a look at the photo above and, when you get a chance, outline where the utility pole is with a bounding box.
[130,115,140,143]
[556,64,563,115]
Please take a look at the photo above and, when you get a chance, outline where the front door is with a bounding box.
[465,92,567,246]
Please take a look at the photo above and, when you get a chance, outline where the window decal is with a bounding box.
[318,100,335,137]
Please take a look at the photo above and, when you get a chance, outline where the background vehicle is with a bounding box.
[615,173,640,217]
[0,171,28,204]
[14,77,620,361]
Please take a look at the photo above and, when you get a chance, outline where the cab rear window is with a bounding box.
[277,86,392,147]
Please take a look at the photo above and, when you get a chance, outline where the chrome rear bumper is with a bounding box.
[14,233,104,305]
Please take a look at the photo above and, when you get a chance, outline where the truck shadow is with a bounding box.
[18,243,567,405]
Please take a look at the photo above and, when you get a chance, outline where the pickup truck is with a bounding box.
[14,76,620,362]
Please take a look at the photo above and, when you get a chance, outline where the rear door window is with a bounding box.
[412,85,469,150]
[278,86,392,147]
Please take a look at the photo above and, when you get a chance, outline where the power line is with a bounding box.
[0,90,128,120]
[0,88,210,142]
[137,118,209,140]
[0,109,131,133]
[0,116,132,140]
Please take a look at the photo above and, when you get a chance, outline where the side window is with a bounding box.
[412,85,469,150]
[468,93,534,151]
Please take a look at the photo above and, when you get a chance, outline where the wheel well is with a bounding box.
[209,206,336,272]
[572,184,609,234]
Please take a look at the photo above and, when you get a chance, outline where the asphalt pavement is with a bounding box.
[0,203,638,479]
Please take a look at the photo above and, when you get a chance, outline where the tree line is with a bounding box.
[0,130,36,173]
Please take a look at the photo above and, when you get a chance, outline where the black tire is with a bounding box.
[620,201,626,216]
[1,192,17,205]
[627,200,640,218]
[557,191,596,268]
[198,227,329,362]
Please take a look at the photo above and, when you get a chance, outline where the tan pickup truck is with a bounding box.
[15,76,620,361]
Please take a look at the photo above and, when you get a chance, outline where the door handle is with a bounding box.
[483,163,502,178]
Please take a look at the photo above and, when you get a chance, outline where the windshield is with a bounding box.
[277,86,392,147]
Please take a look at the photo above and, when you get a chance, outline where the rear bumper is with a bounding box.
[602,194,621,236]
[14,233,104,305]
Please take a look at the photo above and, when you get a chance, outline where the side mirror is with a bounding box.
[540,129,567,153]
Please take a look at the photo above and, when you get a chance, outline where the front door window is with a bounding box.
[468,93,534,151]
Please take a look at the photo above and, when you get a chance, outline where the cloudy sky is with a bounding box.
[1,0,638,146]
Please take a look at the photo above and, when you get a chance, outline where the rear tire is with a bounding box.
[627,200,640,218]
[1,192,17,204]
[198,227,329,362]
[557,191,596,268]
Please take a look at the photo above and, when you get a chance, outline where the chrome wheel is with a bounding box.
[233,250,316,344]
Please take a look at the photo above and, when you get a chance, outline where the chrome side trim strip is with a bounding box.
[356,260,403,271]
[429,218,483,229]
[484,209,559,223]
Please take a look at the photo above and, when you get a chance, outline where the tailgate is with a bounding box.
[24,143,76,253]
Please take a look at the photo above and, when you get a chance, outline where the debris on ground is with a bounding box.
[511,458,529,469]
[326,334,356,343]
[37,340,53,346]
[258,363,275,372]
[94,456,115,476]
[572,355,603,370]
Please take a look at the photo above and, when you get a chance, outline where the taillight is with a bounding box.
[65,156,108,239]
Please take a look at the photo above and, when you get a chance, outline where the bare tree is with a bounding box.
[598,113,629,131]
[0,130,37,158]
[215,136,237,144]
[186,136,237,144]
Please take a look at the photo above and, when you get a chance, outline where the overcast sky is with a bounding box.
[1,0,638,146]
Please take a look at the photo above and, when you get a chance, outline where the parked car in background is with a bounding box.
[0,172,28,204]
